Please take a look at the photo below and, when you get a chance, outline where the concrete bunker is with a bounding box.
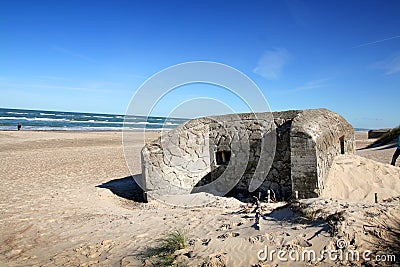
[141,108,355,201]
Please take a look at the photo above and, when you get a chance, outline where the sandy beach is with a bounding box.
[1,130,399,266]
[2,0,399,265]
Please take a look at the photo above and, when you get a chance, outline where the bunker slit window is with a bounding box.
[216,151,231,165]
[339,136,345,154]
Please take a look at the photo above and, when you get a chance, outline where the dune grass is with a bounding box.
[368,126,400,148]
[364,208,400,265]
[146,230,187,266]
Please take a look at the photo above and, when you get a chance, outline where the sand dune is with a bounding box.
[323,154,400,201]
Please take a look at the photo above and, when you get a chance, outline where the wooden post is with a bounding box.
[253,196,261,230]
[295,191,299,200]
[267,190,271,203]
[255,211,260,230]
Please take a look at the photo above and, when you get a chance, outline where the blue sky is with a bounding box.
[1,0,399,128]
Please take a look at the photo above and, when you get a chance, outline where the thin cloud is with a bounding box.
[51,45,96,63]
[276,78,330,94]
[253,48,290,80]
[289,78,330,92]
[353,35,400,48]
[371,53,400,75]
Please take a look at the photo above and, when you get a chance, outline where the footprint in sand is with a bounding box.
[217,232,240,240]
[216,223,232,231]
[217,233,229,239]
[248,235,265,244]
[282,237,312,248]
[201,238,211,246]
[248,233,275,244]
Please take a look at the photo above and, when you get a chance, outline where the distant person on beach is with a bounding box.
[391,135,400,166]
[17,123,22,131]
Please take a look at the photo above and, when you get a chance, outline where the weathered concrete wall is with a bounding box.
[290,109,354,198]
[141,118,212,197]
[141,108,355,200]
[142,113,276,199]
[193,113,276,197]
[258,110,300,199]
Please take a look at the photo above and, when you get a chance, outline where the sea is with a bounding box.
[0,108,188,131]
[0,108,369,132]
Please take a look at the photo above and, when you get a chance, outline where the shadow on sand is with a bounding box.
[96,174,146,202]
[265,204,330,240]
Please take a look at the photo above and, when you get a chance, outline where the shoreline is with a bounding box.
[0,129,163,133]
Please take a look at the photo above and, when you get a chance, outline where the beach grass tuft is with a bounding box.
[146,230,187,266]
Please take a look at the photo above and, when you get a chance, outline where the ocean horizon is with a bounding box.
[0,108,188,131]
[0,107,371,132]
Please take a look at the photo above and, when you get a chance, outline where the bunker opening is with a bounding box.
[215,151,231,165]
[340,136,345,154]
